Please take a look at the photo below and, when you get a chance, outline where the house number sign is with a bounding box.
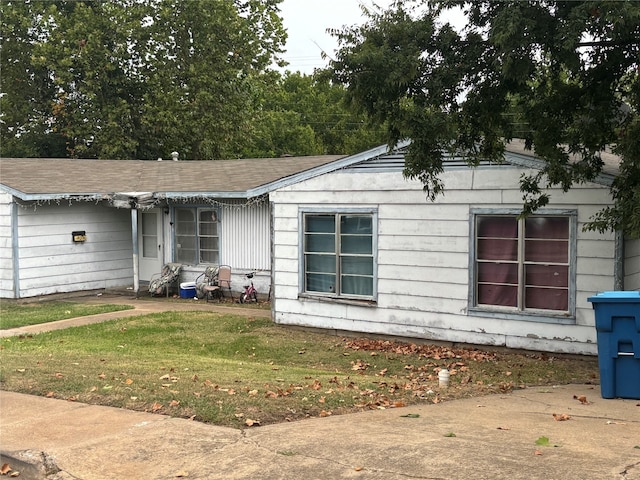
[72,231,87,243]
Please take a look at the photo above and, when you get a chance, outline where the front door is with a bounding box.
[138,209,164,281]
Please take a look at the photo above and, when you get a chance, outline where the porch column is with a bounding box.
[131,208,140,296]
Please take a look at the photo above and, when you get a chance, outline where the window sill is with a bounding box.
[469,306,576,324]
[298,293,377,307]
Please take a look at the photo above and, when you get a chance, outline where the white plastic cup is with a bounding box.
[438,368,450,388]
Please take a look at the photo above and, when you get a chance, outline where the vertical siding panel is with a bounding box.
[220,200,270,271]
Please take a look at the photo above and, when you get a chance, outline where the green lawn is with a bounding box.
[0,308,599,427]
[0,301,133,330]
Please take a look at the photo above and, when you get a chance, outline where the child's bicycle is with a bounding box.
[239,271,258,303]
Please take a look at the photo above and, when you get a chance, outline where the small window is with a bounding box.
[473,212,572,314]
[175,207,219,264]
[303,212,375,299]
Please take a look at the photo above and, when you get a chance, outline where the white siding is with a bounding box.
[270,166,618,355]
[10,202,133,298]
[0,192,14,298]
[625,238,640,291]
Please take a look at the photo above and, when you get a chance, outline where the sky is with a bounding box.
[278,0,394,74]
[278,0,466,75]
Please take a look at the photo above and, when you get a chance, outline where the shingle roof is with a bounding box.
[0,155,345,199]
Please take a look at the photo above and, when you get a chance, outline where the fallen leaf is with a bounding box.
[1,464,12,475]
[534,449,543,456]
[552,413,571,421]
[169,400,180,407]
[444,432,456,437]
[535,436,550,446]
[125,378,134,385]
[354,466,363,472]
[9,471,20,477]
[45,391,54,398]
[497,426,511,430]
[151,402,162,412]
[573,395,589,404]
[245,419,260,427]
[175,471,189,477]
[400,413,420,418]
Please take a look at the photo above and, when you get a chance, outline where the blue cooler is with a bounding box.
[179,282,197,299]
[588,291,640,399]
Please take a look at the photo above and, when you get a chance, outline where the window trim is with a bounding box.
[173,206,220,265]
[298,207,378,302]
[468,208,577,323]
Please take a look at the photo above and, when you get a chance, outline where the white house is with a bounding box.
[268,141,639,355]
[0,155,342,299]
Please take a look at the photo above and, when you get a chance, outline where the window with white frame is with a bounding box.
[472,211,575,315]
[302,212,375,299]
[175,207,219,264]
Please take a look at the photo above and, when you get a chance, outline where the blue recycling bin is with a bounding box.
[588,291,640,399]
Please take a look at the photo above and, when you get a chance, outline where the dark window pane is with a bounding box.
[525,264,568,288]
[477,262,518,284]
[341,275,373,296]
[341,235,372,254]
[477,239,518,261]
[342,256,373,275]
[525,287,568,311]
[305,234,335,253]
[200,250,219,264]
[525,240,568,263]
[477,284,517,307]
[306,215,335,233]
[525,217,568,239]
[306,273,336,293]
[341,215,372,234]
[306,254,336,274]
[477,216,517,238]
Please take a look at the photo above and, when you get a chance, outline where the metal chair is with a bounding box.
[195,265,232,302]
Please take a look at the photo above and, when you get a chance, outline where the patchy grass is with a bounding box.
[0,301,133,330]
[0,310,599,427]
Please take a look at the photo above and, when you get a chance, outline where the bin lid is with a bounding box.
[588,291,640,303]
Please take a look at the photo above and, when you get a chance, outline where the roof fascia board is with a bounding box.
[0,186,107,202]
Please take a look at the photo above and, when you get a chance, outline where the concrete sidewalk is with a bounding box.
[1,385,639,480]
[1,294,639,479]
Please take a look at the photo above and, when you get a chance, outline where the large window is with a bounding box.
[175,207,219,264]
[302,212,376,299]
[472,211,575,316]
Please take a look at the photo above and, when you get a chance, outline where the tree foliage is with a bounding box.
[0,0,287,160]
[331,1,640,237]
[1,1,385,160]
[240,71,386,158]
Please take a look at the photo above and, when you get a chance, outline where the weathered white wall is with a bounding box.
[625,237,640,291]
[270,165,617,355]
[0,192,15,298]
[7,201,133,298]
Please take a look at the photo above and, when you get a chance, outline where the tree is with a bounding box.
[331,1,640,238]
[240,70,386,158]
[0,0,286,160]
